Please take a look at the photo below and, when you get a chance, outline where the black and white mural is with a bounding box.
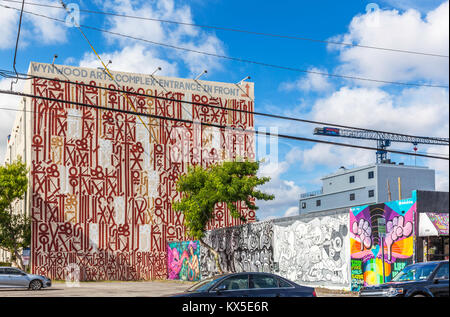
[273,214,350,289]
[200,221,273,278]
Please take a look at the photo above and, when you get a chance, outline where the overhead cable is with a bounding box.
[0,88,448,161]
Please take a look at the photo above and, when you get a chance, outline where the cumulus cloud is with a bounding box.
[0,3,18,49]
[328,1,449,86]
[0,0,68,49]
[426,145,449,191]
[79,44,178,76]
[98,0,226,75]
[279,67,333,93]
[310,86,449,137]
[0,78,22,163]
[255,150,306,220]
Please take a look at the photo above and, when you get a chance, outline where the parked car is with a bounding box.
[0,267,52,290]
[170,272,316,297]
[359,260,449,297]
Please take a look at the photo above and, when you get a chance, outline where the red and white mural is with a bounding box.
[28,62,255,280]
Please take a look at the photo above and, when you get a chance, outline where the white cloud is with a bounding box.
[310,86,449,137]
[279,67,333,93]
[79,44,178,76]
[426,145,449,191]
[0,78,22,163]
[0,0,68,49]
[284,206,299,217]
[0,4,18,49]
[255,150,306,220]
[329,1,449,86]
[99,0,225,75]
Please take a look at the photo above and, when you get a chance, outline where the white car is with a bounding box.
[0,267,51,290]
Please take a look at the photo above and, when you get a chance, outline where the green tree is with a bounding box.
[0,158,30,269]
[173,160,274,274]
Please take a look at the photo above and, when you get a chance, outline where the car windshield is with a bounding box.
[391,263,439,282]
[185,276,223,293]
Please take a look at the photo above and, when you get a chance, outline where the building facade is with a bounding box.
[3,62,256,280]
[299,163,435,214]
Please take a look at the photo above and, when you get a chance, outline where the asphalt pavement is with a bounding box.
[0,280,357,297]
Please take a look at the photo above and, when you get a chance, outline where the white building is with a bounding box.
[299,162,435,214]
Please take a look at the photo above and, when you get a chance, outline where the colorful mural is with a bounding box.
[350,193,416,291]
[28,62,255,280]
[427,213,449,235]
[167,241,201,281]
[273,213,350,289]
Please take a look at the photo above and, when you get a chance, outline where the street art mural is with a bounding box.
[427,213,449,235]
[200,221,273,278]
[350,194,416,291]
[167,241,201,281]
[273,213,350,289]
[28,62,255,280]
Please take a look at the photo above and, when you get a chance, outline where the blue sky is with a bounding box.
[0,0,448,219]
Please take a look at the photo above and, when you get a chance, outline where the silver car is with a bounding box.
[0,267,51,290]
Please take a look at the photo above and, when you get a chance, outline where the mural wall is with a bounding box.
[28,62,255,280]
[350,194,416,291]
[167,241,201,281]
[273,213,350,289]
[199,221,273,278]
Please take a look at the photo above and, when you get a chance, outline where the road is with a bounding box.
[0,281,357,297]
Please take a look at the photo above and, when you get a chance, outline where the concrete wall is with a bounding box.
[376,165,435,203]
[199,221,273,278]
[273,209,351,290]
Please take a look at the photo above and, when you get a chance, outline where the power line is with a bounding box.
[1,0,448,58]
[1,68,448,145]
[10,0,25,89]
[1,4,448,89]
[2,104,448,162]
[7,68,450,144]
[0,88,448,161]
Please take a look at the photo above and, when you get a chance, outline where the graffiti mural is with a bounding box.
[350,194,416,291]
[427,213,449,235]
[167,241,201,281]
[200,221,273,278]
[28,62,255,280]
[273,213,350,289]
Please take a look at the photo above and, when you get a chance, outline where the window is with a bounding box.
[368,171,374,179]
[434,264,449,280]
[350,193,355,201]
[278,278,294,288]
[216,275,249,290]
[301,202,306,209]
[250,274,278,289]
[368,190,375,198]
[5,268,23,275]
[349,175,355,183]
[316,200,321,207]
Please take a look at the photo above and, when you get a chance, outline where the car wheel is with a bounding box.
[29,280,43,290]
